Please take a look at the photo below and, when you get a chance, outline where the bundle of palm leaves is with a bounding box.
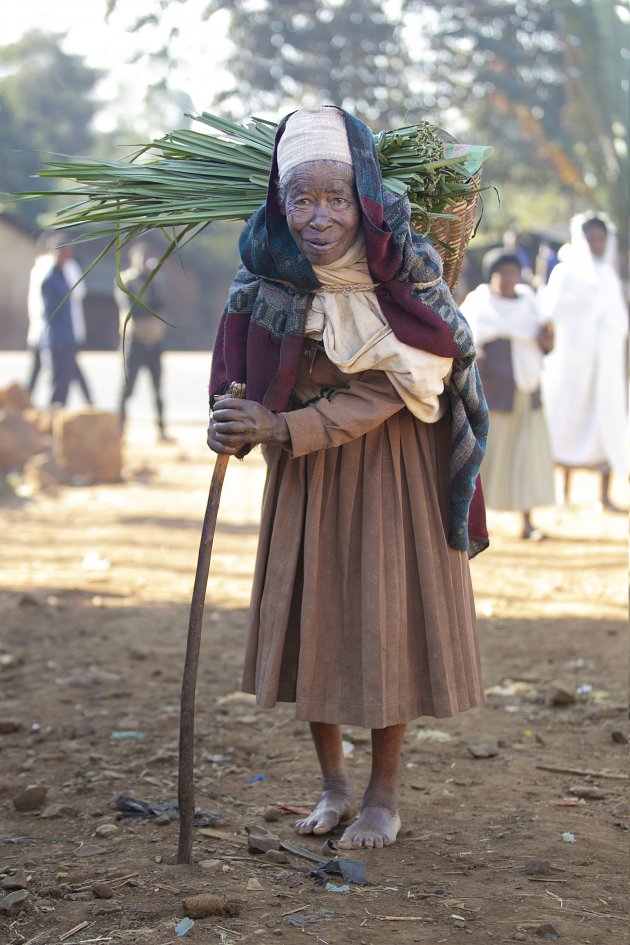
[25,113,491,255]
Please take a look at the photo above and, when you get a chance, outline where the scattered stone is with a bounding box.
[92,883,114,900]
[612,800,630,817]
[533,923,560,940]
[154,815,171,826]
[75,844,107,858]
[246,877,263,891]
[40,804,77,820]
[1,871,29,891]
[546,682,576,707]
[94,823,118,838]
[263,807,281,823]
[197,859,222,873]
[13,784,47,811]
[223,899,243,918]
[467,741,499,758]
[512,934,527,942]
[182,893,225,918]
[263,850,291,865]
[0,889,29,916]
[0,720,22,735]
[569,784,608,801]
[39,886,65,900]
[0,409,43,474]
[523,859,552,876]
[53,409,123,483]
[610,729,627,745]
[0,383,31,413]
[93,902,122,915]
[247,833,281,854]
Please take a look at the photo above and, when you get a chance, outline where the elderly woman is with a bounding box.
[208,106,488,849]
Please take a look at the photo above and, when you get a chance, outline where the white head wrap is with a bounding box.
[277,106,353,180]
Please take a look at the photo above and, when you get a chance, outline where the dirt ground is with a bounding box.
[0,421,628,945]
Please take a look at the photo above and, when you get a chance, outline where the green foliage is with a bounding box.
[0,30,102,228]
[402,0,630,253]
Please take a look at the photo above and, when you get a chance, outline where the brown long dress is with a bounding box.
[242,355,484,729]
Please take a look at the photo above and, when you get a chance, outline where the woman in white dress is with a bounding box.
[540,213,628,510]
[461,249,555,539]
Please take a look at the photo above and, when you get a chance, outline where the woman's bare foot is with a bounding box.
[338,805,401,849]
[295,782,356,836]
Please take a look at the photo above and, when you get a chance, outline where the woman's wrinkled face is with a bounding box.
[281,162,361,266]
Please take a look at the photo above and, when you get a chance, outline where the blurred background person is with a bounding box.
[115,244,170,441]
[40,241,81,406]
[26,235,53,397]
[461,249,555,540]
[63,244,94,406]
[541,213,628,512]
[534,239,559,288]
[27,235,93,405]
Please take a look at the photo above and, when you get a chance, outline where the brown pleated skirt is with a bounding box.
[242,408,484,728]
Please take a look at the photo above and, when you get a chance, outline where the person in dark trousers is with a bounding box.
[40,244,80,406]
[115,244,170,440]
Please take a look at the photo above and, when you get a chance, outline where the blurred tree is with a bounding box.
[206,0,415,127]
[0,30,102,228]
[403,0,630,258]
[107,0,417,129]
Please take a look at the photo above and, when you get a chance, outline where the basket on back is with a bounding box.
[412,129,482,293]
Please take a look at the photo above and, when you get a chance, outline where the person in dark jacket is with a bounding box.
[40,243,80,406]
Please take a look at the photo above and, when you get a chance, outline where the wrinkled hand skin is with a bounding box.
[207,397,290,455]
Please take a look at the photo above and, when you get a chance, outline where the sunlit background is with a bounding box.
[1,0,628,365]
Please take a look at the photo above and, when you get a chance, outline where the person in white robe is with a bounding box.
[461,249,555,539]
[540,213,628,511]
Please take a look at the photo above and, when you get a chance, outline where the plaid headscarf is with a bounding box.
[210,107,489,557]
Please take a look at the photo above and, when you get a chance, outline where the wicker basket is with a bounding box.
[412,129,482,292]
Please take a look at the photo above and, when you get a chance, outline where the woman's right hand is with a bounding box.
[207,397,289,454]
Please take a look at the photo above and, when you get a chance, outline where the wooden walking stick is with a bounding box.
[177,381,246,865]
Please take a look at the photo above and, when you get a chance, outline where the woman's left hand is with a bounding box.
[207,397,290,454]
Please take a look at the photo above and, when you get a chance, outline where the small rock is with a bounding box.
[533,923,560,940]
[13,784,47,811]
[611,800,630,817]
[93,902,122,915]
[92,883,114,900]
[75,844,107,858]
[197,859,222,873]
[569,784,607,801]
[546,682,576,707]
[39,886,65,900]
[223,899,243,918]
[246,877,263,891]
[263,807,281,822]
[182,893,224,918]
[40,804,77,819]
[467,741,499,758]
[94,823,118,838]
[1,870,29,891]
[264,850,291,865]
[154,815,171,826]
[0,889,29,916]
[247,833,281,854]
[0,720,22,735]
[610,729,627,745]
[512,934,527,942]
[522,859,552,876]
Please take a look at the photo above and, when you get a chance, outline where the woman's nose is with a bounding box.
[310,202,332,229]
